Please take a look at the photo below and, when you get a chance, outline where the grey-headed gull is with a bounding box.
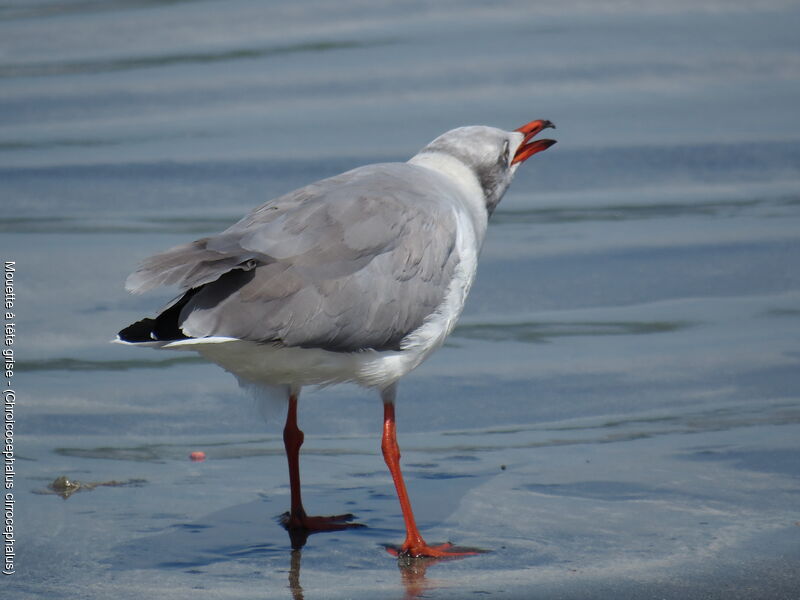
[118,119,556,557]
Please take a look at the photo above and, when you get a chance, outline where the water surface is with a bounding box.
[2,1,800,598]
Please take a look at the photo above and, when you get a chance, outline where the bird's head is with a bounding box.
[417,120,556,214]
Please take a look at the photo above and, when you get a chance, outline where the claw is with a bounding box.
[384,541,487,559]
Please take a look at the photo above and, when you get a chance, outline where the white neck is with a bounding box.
[407,151,489,245]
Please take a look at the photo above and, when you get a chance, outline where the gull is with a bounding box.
[117,119,556,557]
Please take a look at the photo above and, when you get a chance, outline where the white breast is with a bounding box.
[354,151,489,388]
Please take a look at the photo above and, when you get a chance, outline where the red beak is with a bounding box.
[512,119,557,165]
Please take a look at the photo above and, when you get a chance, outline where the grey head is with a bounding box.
[415,119,556,215]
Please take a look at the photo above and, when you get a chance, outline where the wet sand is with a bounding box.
[3,0,800,597]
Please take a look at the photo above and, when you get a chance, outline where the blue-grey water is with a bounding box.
[2,1,800,598]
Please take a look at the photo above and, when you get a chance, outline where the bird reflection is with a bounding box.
[282,518,312,552]
[285,544,442,600]
[393,546,486,598]
[284,525,481,600]
[396,555,441,599]
[288,548,304,600]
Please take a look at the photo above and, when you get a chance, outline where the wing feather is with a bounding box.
[127,163,463,352]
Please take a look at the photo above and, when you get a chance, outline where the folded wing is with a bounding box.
[124,164,461,352]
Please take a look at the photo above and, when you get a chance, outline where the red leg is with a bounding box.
[280,393,362,534]
[283,392,307,524]
[382,401,481,558]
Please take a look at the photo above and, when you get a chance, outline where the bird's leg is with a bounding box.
[280,392,363,539]
[381,399,480,558]
[283,392,307,524]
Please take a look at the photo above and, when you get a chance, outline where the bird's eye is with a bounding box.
[502,140,510,163]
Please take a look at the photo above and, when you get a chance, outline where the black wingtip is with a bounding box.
[118,318,157,343]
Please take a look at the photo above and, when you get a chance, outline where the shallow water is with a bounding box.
[2,1,800,598]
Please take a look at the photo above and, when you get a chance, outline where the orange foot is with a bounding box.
[280,511,365,532]
[280,512,365,550]
[385,541,487,559]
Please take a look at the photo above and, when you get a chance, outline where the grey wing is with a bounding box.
[126,164,461,352]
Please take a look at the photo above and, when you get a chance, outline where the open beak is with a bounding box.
[512,119,557,165]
